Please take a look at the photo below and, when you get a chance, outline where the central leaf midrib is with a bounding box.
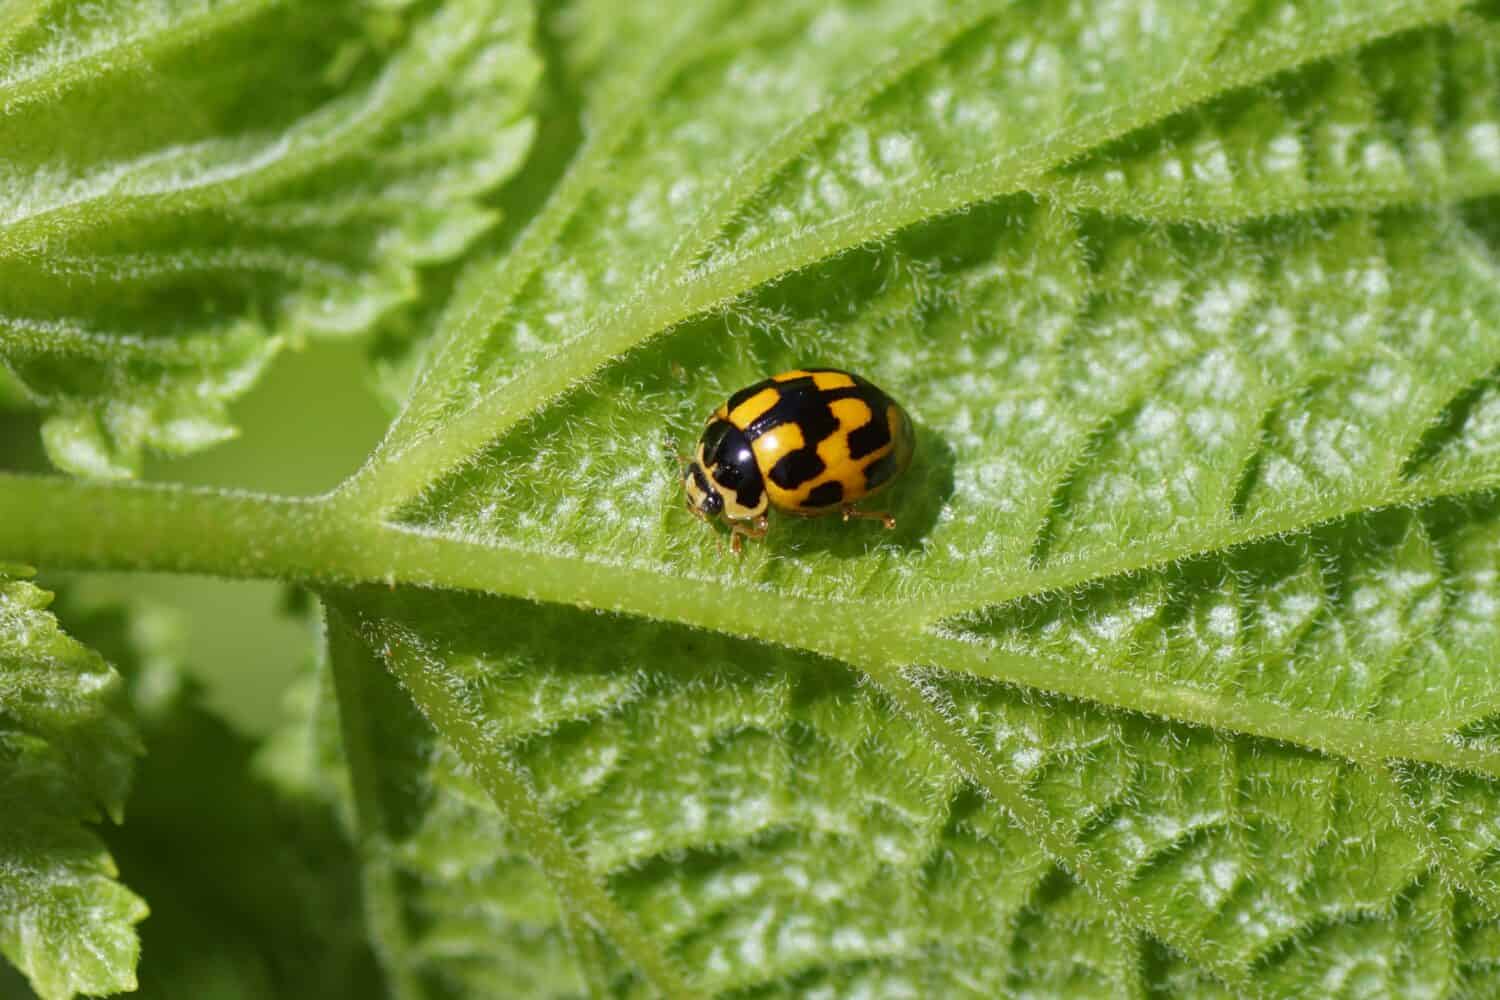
[340,473,1500,782]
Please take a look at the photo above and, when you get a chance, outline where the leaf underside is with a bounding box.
[13,0,1500,997]
[309,0,1500,996]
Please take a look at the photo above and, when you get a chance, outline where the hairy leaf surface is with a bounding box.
[6,0,1500,997]
[317,603,600,998]
[305,1,1500,995]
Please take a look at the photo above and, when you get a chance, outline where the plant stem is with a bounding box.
[0,471,866,642]
[0,474,363,582]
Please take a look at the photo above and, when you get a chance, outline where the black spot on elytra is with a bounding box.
[864,451,898,491]
[802,481,844,508]
[845,412,891,459]
[745,385,852,442]
[711,460,744,490]
[736,479,766,510]
[715,459,764,510]
[769,449,825,489]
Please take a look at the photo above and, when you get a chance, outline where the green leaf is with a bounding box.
[0,569,144,1000]
[4,0,1500,997]
[359,0,996,476]
[0,0,539,477]
[48,590,383,1000]
[1043,21,1500,221]
[347,0,1492,502]
[319,602,605,998]
[308,1,1500,995]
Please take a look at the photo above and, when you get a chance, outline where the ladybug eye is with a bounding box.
[700,490,723,516]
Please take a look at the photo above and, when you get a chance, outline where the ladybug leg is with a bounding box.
[729,516,769,554]
[841,506,896,530]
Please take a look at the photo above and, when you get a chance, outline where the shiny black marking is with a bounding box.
[802,481,844,508]
[715,465,765,510]
[743,383,857,442]
[713,370,912,509]
[724,380,769,413]
[769,449,825,489]
[710,457,745,490]
[738,479,767,510]
[724,368,850,415]
[864,451,899,491]
[845,409,892,460]
[698,419,765,510]
[699,418,733,456]
[727,372,895,494]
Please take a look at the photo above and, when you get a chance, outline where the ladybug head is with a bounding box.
[683,418,766,528]
[683,458,725,521]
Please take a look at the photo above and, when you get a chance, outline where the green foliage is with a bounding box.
[0,0,538,477]
[0,569,143,1000]
[4,0,1500,997]
[51,590,383,999]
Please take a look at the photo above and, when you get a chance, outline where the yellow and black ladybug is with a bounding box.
[683,368,915,551]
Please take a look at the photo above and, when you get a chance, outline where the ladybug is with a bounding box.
[683,368,915,551]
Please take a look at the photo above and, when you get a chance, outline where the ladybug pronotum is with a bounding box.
[683,368,915,551]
